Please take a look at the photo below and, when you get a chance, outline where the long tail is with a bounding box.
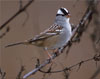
[5,41,29,48]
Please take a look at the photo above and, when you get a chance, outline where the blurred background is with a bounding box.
[0,0,100,79]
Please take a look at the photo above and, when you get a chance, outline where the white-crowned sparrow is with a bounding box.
[5,7,72,58]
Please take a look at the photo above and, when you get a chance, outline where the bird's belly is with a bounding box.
[44,31,72,49]
[53,32,71,48]
[43,35,59,49]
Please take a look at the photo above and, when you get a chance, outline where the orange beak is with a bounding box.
[66,14,71,18]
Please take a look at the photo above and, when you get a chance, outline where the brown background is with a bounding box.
[0,0,100,79]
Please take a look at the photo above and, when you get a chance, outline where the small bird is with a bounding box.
[5,7,72,58]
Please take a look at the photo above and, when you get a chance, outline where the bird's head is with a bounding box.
[56,7,71,18]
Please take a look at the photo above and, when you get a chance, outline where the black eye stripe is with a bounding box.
[60,8,69,15]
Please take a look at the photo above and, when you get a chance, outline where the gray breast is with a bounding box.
[49,16,72,49]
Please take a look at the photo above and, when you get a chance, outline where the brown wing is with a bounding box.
[29,24,63,42]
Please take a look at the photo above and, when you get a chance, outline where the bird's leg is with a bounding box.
[44,47,52,59]
[53,48,58,53]
[44,47,58,65]
[52,48,59,56]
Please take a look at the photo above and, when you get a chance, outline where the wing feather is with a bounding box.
[29,24,63,42]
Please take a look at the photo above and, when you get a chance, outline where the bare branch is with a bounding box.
[0,0,34,30]
[0,68,6,79]
[0,26,10,39]
[16,66,25,79]
[19,0,23,10]
[38,54,100,74]
[22,10,29,27]
[91,67,100,79]
[88,0,100,53]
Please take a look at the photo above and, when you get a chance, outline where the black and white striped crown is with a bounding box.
[56,7,70,16]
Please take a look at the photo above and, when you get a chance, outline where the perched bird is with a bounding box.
[5,7,72,58]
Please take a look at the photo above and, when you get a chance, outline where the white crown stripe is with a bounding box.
[57,7,69,15]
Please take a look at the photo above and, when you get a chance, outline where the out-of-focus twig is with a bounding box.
[19,0,23,9]
[22,10,29,27]
[0,0,34,30]
[0,68,6,79]
[87,0,100,53]
[91,67,100,79]
[16,66,25,79]
[19,0,29,27]
[0,26,10,39]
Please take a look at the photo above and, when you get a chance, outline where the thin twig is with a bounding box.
[22,10,29,27]
[38,54,100,73]
[16,66,25,79]
[0,68,6,79]
[91,67,100,79]
[19,0,23,9]
[0,26,10,39]
[0,0,34,30]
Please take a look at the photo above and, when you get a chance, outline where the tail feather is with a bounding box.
[5,42,26,48]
